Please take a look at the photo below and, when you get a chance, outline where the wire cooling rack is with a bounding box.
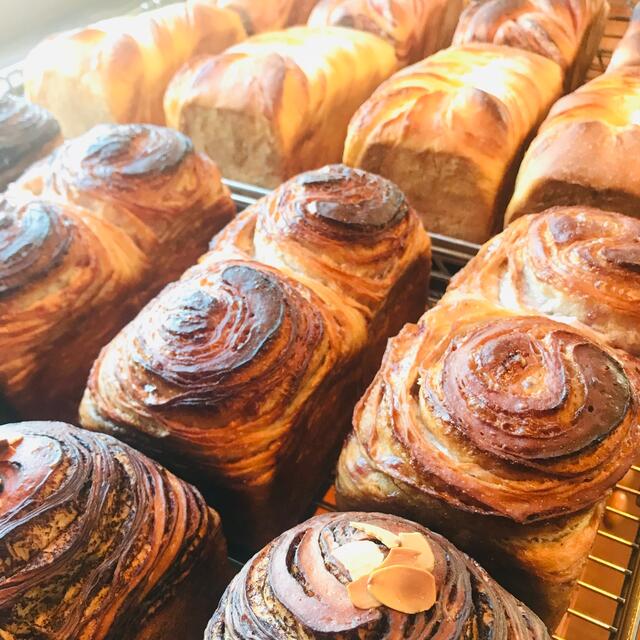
[1,1,638,637]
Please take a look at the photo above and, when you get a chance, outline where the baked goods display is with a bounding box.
[79,165,431,549]
[22,0,246,137]
[343,43,563,242]
[453,0,609,90]
[449,207,640,356]
[1,123,234,421]
[506,7,640,223]
[206,511,551,639]
[164,26,398,188]
[0,421,227,640]
[336,295,640,628]
[0,93,61,191]
[307,0,465,65]
[216,0,318,34]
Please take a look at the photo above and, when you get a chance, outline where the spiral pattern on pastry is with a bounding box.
[0,421,220,639]
[83,259,339,478]
[449,207,640,355]
[206,511,550,639]
[0,93,60,181]
[0,194,146,397]
[213,164,430,317]
[343,298,640,523]
[22,124,228,249]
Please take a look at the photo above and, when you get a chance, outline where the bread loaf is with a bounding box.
[453,0,609,90]
[164,26,398,188]
[336,294,640,628]
[0,421,227,640]
[79,165,431,550]
[308,0,464,64]
[343,43,563,242]
[23,1,246,137]
[216,0,318,33]
[505,5,640,223]
[1,124,234,421]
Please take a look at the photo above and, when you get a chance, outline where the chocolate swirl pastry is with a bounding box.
[336,296,640,628]
[16,123,235,270]
[0,194,148,420]
[449,207,640,356]
[0,93,61,191]
[308,0,464,65]
[80,165,431,550]
[0,421,227,640]
[207,512,550,640]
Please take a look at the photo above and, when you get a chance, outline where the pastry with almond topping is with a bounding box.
[206,511,551,639]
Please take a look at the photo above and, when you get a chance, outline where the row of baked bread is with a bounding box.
[0,421,553,639]
[18,0,624,244]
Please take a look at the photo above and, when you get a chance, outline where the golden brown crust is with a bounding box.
[450,207,640,356]
[0,421,226,640]
[79,165,431,550]
[1,124,235,421]
[307,0,464,64]
[216,0,318,33]
[23,1,246,137]
[505,10,640,223]
[453,0,609,89]
[342,43,563,243]
[336,296,640,627]
[206,512,551,639]
[0,94,61,191]
[164,27,398,188]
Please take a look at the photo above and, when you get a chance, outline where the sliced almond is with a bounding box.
[332,541,384,580]
[378,546,420,570]
[399,532,435,572]
[0,434,22,450]
[350,522,400,548]
[367,566,437,614]
[346,575,382,609]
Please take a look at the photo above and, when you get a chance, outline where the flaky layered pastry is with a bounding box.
[308,0,464,65]
[453,0,609,90]
[206,512,550,639]
[1,124,234,420]
[506,6,640,223]
[0,421,226,640]
[0,93,61,191]
[216,0,318,33]
[450,207,640,356]
[80,165,431,549]
[164,26,398,188]
[23,0,246,137]
[343,43,563,243]
[337,296,640,628]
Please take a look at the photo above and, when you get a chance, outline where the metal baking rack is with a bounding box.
[1,0,638,637]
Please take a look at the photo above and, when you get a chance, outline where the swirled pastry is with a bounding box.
[343,43,563,243]
[0,93,61,191]
[453,0,609,90]
[307,0,464,65]
[336,296,640,628]
[505,7,640,224]
[2,124,234,421]
[0,421,226,640]
[207,511,550,639]
[164,27,398,188]
[80,165,431,549]
[216,0,318,34]
[450,207,640,356]
[23,1,246,137]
